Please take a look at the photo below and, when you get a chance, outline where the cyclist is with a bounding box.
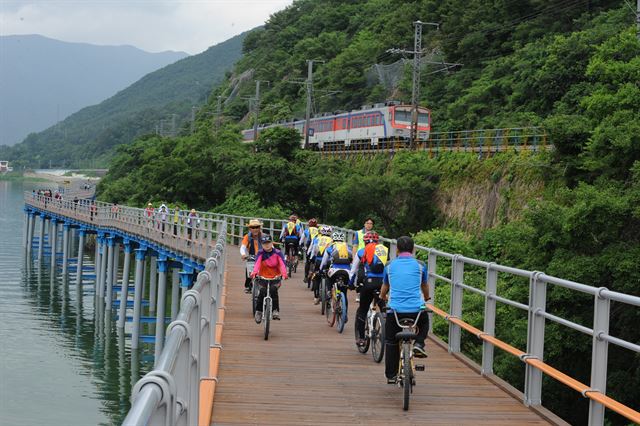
[379,236,429,383]
[309,225,333,304]
[250,234,287,323]
[279,214,303,269]
[350,231,389,347]
[301,218,319,283]
[352,217,375,286]
[320,230,353,309]
[240,219,264,293]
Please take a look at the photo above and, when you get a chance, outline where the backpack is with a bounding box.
[331,242,352,265]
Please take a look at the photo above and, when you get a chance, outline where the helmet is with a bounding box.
[308,218,318,227]
[364,231,379,244]
[319,225,332,236]
[331,231,346,242]
[289,214,297,222]
[260,234,273,243]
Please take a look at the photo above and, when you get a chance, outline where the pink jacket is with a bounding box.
[252,249,288,280]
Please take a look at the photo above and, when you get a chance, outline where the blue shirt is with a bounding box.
[383,254,427,313]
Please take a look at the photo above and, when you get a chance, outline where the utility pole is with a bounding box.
[637,0,639,41]
[216,95,222,132]
[304,60,324,150]
[387,21,439,150]
[190,106,196,135]
[253,80,261,141]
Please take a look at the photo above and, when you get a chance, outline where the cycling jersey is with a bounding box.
[384,253,428,313]
[350,243,389,280]
[320,242,353,271]
[252,248,287,279]
[280,221,303,242]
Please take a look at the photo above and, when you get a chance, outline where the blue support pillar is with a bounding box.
[117,240,132,329]
[132,245,147,349]
[154,254,169,361]
[105,236,115,309]
[62,222,71,276]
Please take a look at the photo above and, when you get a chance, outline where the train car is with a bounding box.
[242,102,431,150]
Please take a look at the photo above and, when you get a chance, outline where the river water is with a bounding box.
[0,181,151,426]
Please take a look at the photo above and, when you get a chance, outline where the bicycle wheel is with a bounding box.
[336,293,347,334]
[326,292,336,326]
[402,343,412,411]
[263,298,271,341]
[320,277,327,315]
[251,280,259,316]
[355,315,370,354]
[288,262,293,278]
[371,312,385,363]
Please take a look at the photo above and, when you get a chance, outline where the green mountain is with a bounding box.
[1,31,249,168]
[0,34,188,147]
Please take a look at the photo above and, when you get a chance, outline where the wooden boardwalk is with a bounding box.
[211,250,550,425]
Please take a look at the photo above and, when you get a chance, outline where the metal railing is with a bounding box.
[200,212,640,426]
[25,197,639,425]
[123,229,226,426]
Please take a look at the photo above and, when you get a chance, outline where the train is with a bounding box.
[242,102,431,150]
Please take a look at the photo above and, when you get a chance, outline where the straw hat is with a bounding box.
[248,219,263,227]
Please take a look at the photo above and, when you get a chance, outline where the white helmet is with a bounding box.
[320,225,333,236]
[331,231,345,242]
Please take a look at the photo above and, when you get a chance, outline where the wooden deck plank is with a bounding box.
[211,250,549,425]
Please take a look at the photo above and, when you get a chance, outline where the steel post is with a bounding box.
[98,235,108,300]
[132,246,147,349]
[105,236,115,309]
[154,255,168,361]
[26,212,34,255]
[37,215,45,262]
[524,272,546,406]
[427,250,437,333]
[113,242,120,292]
[76,229,85,286]
[62,223,70,276]
[22,211,29,249]
[118,241,132,329]
[588,289,610,426]
[448,255,464,353]
[49,219,58,271]
[482,264,498,375]
[171,268,180,320]
[149,256,157,314]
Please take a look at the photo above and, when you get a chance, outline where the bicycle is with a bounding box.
[284,242,299,276]
[245,255,257,315]
[254,276,281,341]
[355,289,385,363]
[326,270,349,333]
[391,310,426,411]
[319,271,329,316]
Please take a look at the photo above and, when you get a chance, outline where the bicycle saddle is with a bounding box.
[396,330,417,341]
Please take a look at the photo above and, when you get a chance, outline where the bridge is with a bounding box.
[23,193,640,426]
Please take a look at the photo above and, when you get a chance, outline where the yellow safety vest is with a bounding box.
[374,244,389,265]
[309,226,319,239]
[318,235,333,255]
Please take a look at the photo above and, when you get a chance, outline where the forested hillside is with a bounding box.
[0,31,248,168]
[96,1,639,424]
[0,34,187,147]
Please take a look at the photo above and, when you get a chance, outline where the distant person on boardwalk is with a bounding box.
[240,219,264,293]
[250,234,287,323]
[111,203,119,220]
[145,202,154,231]
[379,236,429,384]
[90,201,97,221]
[187,209,200,243]
[158,204,168,236]
[172,205,181,237]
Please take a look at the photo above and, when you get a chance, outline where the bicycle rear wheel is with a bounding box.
[355,316,370,354]
[263,298,271,340]
[371,312,384,362]
[402,343,412,410]
[336,294,347,333]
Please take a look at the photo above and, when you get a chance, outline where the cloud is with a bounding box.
[0,0,293,54]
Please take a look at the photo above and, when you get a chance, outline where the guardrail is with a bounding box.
[26,197,639,425]
[201,212,640,426]
[123,229,226,426]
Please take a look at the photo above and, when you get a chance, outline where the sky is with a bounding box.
[0,0,294,54]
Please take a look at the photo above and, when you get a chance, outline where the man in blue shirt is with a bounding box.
[380,236,430,383]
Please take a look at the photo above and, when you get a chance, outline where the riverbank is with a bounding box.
[0,172,49,182]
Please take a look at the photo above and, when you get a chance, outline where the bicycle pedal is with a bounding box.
[415,364,425,371]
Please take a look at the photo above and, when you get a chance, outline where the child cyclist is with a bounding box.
[250,234,288,323]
